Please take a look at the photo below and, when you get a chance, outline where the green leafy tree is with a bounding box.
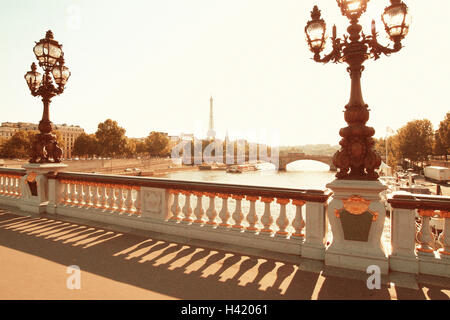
[397,119,434,167]
[0,130,36,159]
[145,131,170,157]
[95,119,127,157]
[73,133,98,157]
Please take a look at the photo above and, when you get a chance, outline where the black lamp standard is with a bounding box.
[305,0,411,180]
[24,30,71,163]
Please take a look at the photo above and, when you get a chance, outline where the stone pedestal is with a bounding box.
[325,179,389,274]
[19,163,67,214]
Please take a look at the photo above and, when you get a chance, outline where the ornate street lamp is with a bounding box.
[305,0,411,180]
[25,30,71,163]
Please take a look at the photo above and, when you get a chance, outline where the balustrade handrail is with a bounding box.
[0,167,26,176]
[387,191,450,211]
[54,171,332,202]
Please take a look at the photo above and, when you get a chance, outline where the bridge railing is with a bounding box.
[0,167,26,207]
[388,192,450,277]
[44,172,331,258]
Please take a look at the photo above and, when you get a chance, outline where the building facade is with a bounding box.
[0,122,84,159]
[53,124,85,159]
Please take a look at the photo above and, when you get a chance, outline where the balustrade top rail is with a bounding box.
[388,191,450,211]
[0,167,26,176]
[54,171,332,202]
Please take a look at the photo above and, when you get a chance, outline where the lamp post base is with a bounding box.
[19,163,67,214]
[325,179,389,274]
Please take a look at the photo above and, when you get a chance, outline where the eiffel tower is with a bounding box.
[206,96,216,140]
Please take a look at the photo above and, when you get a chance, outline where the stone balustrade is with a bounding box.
[3,166,450,279]
[388,192,450,277]
[43,172,331,257]
[0,168,26,207]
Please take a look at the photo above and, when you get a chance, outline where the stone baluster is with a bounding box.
[205,192,218,226]
[91,184,99,208]
[193,191,205,224]
[124,186,133,214]
[115,186,125,212]
[10,176,16,195]
[15,177,21,196]
[218,193,231,228]
[83,183,91,207]
[438,211,450,258]
[9,176,16,196]
[5,176,10,195]
[99,184,107,209]
[0,176,4,194]
[260,197,274,235]
[4,176,9,195]
[133,186,141,215]
[417,209,436,255]
[291,199,306,239]
[14,177,21,196]
[169,189,181,222]
[62,181,69,204]
[77,183,85,206]
[276,198,290,237]
[107,185,115,211]
[245,195,260,233]
[8,176,14,196]
[10,176,16,196]
[231,194,245,230]
[181,191,193,223]
[70,183,77,205]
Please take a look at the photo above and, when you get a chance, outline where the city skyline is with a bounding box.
[1,0,449,146]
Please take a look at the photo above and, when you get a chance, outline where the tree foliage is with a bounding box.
[434,112,450,159]
[73,133,98,157]
[0,130,36,159]
[145,131,170,157]
[95,119,127,157]
[395,119,434,167]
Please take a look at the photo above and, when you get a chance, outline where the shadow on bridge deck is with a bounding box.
[0,207,449,300]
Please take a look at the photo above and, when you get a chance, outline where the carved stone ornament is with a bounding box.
[334,195,379,242]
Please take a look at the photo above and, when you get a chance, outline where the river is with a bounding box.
[164,160,336,190]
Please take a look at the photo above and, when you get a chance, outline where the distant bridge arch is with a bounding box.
[278,153,336,172]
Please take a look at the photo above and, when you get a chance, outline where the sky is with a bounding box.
[1,0,449,146]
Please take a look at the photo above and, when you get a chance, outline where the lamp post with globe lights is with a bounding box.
[305,0,411,180]
[24,30,71,163]
[305,0,412,272]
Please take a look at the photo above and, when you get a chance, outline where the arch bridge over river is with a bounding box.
[196,152,336,171]
[277,153,336,171]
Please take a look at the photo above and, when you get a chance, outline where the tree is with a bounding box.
[73,133,98,157]
[435,112,450,159]
[0,130,36,159]
[95,119,127,157]
[396,119,434,167]
[145,131,170,157]
[135,140,147,155]
[123,138,137,158]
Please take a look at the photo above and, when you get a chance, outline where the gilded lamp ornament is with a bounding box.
[25,30,71,163]
[305,0,411,180]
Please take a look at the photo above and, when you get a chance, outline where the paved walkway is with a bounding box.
[0,207,449,300]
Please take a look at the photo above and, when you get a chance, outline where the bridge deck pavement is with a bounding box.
[0,206,449,300]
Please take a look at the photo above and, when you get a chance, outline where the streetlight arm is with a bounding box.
[313,33,343,64]
[366,21,403,60]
